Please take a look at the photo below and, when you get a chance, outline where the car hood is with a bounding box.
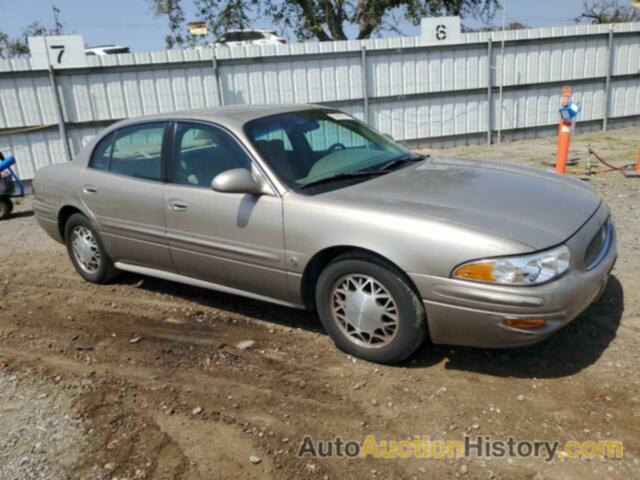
[322,156,602,250]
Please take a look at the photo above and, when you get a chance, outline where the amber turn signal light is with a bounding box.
[504,318,546,330]
[453,262,495,282]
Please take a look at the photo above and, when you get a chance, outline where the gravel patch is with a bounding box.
[0,370,86,480]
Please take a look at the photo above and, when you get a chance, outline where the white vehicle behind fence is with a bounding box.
[215,29,286,47]
[85,45,130,56]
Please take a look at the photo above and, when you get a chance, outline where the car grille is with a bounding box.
[585,218,611,270]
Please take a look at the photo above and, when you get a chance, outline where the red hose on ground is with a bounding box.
[587,147,635,172]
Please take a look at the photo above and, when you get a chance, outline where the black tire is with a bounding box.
[64,213,119,284]
[0,198,11,220]
[315,253,427,364]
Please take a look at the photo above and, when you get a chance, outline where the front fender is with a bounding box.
[282,193,531,301]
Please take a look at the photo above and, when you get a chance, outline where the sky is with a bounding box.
[0,0,597,52]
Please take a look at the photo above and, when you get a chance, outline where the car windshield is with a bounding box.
[244,110,416,192]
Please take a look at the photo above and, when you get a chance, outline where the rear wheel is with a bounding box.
[0,198,12,220]
[64,213,119,283]
[315,253,427,364]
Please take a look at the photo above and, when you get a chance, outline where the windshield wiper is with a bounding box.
[376,153,428,172]
[299,154,428,190]
[299,170,388,189]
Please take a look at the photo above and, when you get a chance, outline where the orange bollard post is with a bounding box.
[555,86,573,174]
[623,147,640,178]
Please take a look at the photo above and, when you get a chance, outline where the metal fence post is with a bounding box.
[48,67,72,162]
[487,38,493,145]
[496,30,506,145]
[361,46,369,124]
[212,47,224,106]
[602,26,614,131]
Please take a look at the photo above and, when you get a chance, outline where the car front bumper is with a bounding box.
[409,204,617,348]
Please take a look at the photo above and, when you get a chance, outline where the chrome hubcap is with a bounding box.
[331,274,399,348]
[71,226,101,274]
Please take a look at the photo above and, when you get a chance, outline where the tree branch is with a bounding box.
[147,0,501,45]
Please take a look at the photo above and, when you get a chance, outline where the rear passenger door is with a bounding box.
[163,121,288,301]
[81,122,174,271]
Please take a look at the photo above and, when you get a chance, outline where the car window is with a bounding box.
[303,119,368,152]
[249,124,304,182]
[251,125,293,150]
[90,132,114,171]
[104,47,129,54]
[245,31,264,40]
[245,110,408,190]
[109,123,166,181]
[171,123,252,188]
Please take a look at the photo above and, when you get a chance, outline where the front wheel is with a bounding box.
[64,213,119,284]
[316,254,427,364]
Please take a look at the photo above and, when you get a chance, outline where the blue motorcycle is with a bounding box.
[0,152,25,220]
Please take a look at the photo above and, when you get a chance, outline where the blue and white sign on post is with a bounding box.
[559,101,582,122]
[420,16,462,45]
[28,35,87,70]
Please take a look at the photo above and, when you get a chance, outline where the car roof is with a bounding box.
[224,29,276,34]
[112,104,329,131]
[86,45,128,50]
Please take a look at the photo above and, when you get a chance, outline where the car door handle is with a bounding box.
[168,200,189,212]
[82,186,98,195]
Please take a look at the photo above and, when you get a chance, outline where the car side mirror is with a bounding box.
[211,168,270,195]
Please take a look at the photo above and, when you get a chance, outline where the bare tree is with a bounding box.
[575,0,640,24]
[0,23,54,59]
[467,21,528,32]
[149,0,500,48]
[0,5,64,60]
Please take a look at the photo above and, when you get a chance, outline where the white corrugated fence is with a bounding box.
[0,22,639,180]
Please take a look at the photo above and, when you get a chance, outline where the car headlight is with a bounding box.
[452,245,571,286]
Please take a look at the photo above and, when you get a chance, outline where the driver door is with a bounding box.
[163,121,288,301]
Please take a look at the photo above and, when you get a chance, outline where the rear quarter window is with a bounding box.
[89,132,115,171]
[109,123,166,181]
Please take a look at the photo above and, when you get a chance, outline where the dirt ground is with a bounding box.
[1,127,639,480]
